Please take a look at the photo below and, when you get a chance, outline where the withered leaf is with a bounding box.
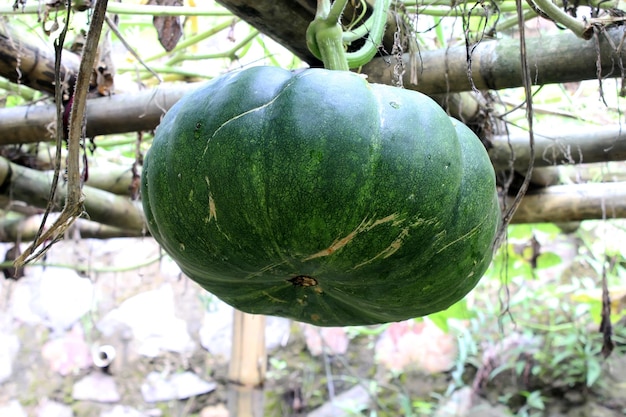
[148,0,183,52]
[94,33,115,96]
[3,245,24,280]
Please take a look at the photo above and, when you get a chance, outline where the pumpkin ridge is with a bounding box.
[201,76,300,159]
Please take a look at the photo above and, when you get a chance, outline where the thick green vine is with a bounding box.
[306,0,392,70]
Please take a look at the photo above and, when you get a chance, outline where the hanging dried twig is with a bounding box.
[495,0,536,247]
[14,0,110,267]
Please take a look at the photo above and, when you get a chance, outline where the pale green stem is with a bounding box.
[144,19,236,62]
[307,0,391,69]
[404,3,522,16]
[344,0,369,32]
[328,0,350,23]
[316,0,332,19]
[107,3,232,16]
[530,0,588,38]
[315,24,351,70]
[397,0,615,7]
[167,29,259,65]
[497,10,538,32]
[307,0,351,70]
[434,17,446,46]
[343,12,376,42]
[96,136,151,148]
[345,0,391,68]
[0,78,39,100]
[116,65,212,80]
[402,0,615,16]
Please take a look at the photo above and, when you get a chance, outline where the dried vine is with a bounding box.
[14,0,110,267]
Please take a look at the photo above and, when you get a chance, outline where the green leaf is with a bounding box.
[536,252,562,269]
[508,224,535,240]
[524,391,545,410]
[428,299,474,332]
[5,94,26,107]
[586,359,602,387]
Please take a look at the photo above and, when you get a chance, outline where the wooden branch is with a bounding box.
[0,18,80,95]
[22,165,139,196]
[489,125,626,171]
[0,83,198,145]
[0,214,143,242]
[227,385,264,417]
[3,10,626,147]
[227,310,266,416]
[510,182,626,223]
[85,165,139,196]
[0,156,145,232]
[363,26,626,95]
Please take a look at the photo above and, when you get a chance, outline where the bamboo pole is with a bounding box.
[0,213,143,242]
[3,19,626,146]
[228,310,266,386]
[489,126,626,171]
[0,83,198,145]
[227,384,265,417]
[364,28,626,95]
[0,156,146,232]
[227,310,266,417]
[510,181,626,223]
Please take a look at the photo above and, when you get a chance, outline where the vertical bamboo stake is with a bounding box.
[228,310,266,416]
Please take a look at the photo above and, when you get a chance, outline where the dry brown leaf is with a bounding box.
[148,0,183,52]
[94,35,115,96]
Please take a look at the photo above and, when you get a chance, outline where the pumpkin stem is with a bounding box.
[306,0,392,70]
[306,0,351,70]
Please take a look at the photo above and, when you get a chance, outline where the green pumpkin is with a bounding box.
[141,66,500,326]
